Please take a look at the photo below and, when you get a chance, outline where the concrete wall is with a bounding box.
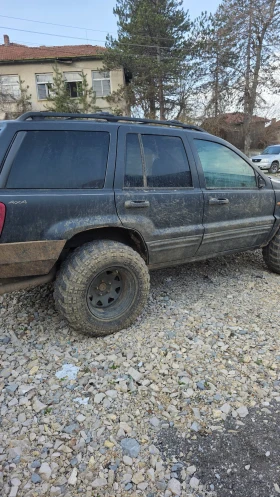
[0,59,125,114]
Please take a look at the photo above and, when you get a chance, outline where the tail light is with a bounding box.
[0,203,6,235]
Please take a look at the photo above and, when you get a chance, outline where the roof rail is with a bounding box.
[17,111,206,132]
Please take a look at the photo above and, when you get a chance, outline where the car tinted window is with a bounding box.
[142,135,192,188]
[124,134,144,187]
[263,145,280,155]
[194,139,256,189]
[6,130,110,189]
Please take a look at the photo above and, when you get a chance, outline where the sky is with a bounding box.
[0,0,221,47]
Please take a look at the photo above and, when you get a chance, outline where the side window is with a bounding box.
[124,134,144,187]
[142,135,192,188]
[194,139,257,189]
[6,131,110,189]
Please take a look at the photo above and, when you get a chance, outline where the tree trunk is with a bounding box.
[214,53,219,118]
[243,0,253,156]
[157,46,165,120]
[149,91,156,119]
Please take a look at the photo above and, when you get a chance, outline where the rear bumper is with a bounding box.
[0,240,66,278]
[0,267,56,295]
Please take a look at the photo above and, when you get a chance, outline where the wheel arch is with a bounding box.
[64,226,149,263]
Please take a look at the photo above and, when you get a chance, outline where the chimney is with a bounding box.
[4,35,10,46]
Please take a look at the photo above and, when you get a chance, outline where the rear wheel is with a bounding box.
[54,240,150,336]
[263,229,280,274]
[268,161,279,174]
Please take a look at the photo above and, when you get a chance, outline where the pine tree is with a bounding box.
[194,11,238,120]
[46,64,98,113]
[103,0,193,119]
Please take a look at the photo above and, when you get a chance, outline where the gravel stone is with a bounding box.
[6,383,19,393]
[32,398,47,413]
[237,406,249,418]
[149,416,160,427]
[186,465,197,475]
[132,471,144,484]
[31,474,41,484]
[94,393,105,404]
[2,250,280,496]
[127,367,142,382]
[121,438,140,457]
[38,462,52,480]
[168,478,181,495]
[190,421,201,432]
[189,476,200,489]
[92,478,107,488]
[68,468,78,485]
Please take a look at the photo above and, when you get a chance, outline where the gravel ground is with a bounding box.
[0,249,280,497]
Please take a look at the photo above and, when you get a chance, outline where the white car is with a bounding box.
[251,145,280,173]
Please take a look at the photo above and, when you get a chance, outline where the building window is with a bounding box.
[63,72,83,98]
[0,75,20,100]
[36,74,53,100]
[92,71,111,97]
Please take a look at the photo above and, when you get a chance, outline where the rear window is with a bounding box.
[6,130,110,189]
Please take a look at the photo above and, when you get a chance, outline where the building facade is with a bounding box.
[0,35,125,118]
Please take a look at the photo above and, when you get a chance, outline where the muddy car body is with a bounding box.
[1,112,280,336]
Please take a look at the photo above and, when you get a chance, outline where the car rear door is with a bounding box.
[114,125,204,267]
[187,133,276,257]
[0,121,119,245]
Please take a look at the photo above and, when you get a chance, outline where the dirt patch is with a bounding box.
[155,402,280,497]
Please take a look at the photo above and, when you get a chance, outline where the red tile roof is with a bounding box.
[223,112,269,124]
[0,42,106,62]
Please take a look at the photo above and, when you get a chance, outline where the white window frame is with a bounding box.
[63,72,83,98]
[92,71,111,98]
[0,75,20,101]
[36,73,53,101]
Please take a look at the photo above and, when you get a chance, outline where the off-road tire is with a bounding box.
[268,161,279,174]
[54,240,150,336]
[263,229,280,274]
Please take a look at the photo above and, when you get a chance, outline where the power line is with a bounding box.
[0,14,183,42]
[0,25,178,50]
[0,14,117,35]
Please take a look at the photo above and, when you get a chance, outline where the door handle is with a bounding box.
[125,200,150,208]
[209,197,229,205]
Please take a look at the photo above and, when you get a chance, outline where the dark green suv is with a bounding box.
[0,112,280,336]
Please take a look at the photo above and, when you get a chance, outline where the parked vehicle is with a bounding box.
[251,144,280,173]
[1,111,280,337]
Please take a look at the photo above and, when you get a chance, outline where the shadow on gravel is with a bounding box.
[155,402,280,497]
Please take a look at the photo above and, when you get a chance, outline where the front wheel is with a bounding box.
[269,161,279,174]
[54,240,150,336]
[263,229,280,274]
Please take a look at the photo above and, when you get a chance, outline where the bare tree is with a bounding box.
[218,0,280,154]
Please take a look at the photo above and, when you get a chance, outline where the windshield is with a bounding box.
[262,145,280,155]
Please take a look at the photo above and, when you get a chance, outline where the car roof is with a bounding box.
[14,111,207,134]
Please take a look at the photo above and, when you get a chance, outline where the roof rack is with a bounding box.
[17,111,206,132]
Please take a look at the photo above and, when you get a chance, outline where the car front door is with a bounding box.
[188,135,276,257]
[114,125,204,267]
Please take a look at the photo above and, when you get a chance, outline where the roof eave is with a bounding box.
[0,53,104,65]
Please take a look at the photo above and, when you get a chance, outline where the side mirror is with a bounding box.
[258,175,266,188]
